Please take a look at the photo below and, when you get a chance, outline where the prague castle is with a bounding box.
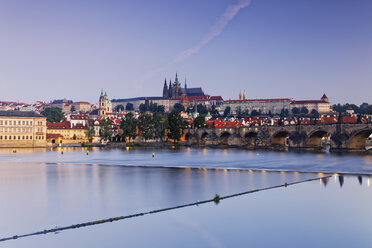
[162,73,205,99]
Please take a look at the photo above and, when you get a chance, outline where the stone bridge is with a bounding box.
[184,123,372,152]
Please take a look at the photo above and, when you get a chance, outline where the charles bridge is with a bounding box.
[184,123,372,152]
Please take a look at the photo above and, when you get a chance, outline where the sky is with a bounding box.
[1,0,371,105]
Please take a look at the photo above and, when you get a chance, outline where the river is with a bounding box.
[0,147,371,248]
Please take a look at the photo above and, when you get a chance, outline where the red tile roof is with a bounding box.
[291,100,327,104]
[182,95,224,102]
[73,101,91,105]
[47,121,71,129]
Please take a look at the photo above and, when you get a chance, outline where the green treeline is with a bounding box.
[117,110,188,143]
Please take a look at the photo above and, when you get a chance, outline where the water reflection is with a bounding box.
[338,175,344,187]
[358,175,363,185]
[0,156,371,247]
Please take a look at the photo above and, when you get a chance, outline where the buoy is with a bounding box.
[152,152,155,158]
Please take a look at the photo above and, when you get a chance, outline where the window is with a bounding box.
[13,136,16,140]
[9,136,11,140]
[4,136,7,140]
[0,136,2,140]
[22,121,25,125]
[18,136,20,140]
[18,121,21,125]
[0,121,2,125]
[22,136,24,140]
[4,121,7,125]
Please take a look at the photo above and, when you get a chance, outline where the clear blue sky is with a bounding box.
[1,0,371,105]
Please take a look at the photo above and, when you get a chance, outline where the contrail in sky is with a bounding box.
[173,0,252,63]
[136,0,252,85]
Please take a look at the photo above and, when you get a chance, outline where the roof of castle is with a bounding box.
[112,97,168,102]
[0,111,44,118]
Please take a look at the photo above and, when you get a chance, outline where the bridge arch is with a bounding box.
[219,131,231,145]
[305,129,330,148]
[348,128,372,150]
[243,132,257,148]
[184,132,192,141]
[271,130,290,147]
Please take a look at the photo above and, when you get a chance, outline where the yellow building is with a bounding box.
[0,111,47,147]
[47,121,88,144]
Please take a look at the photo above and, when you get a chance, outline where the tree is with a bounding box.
[120,112,137,142]
[236,107,242,118]
[292,107,300,115]
[100,118,113,141]
[42,107,65,123]
[156,105,165,113]
[87,122,95,142]
[154,114,168,141]
[126,103,134,111]
[115,104,125,112]
[251,110,259,116]
[223,106,231,118]
[138,114,155,141]
[210,105,220,118]
[280,108,289,118]
[300,107,309,115]
[167,110,185,142]
[174,103,185,112]
[70,105,76,112]
[193,114,206,128]
[139,103,146,113]
[197,104,208,115]
[311,109,319,118]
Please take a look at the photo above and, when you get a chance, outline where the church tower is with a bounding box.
[162,78,168,98]
[171,73,182,99]
[99,90,113,117]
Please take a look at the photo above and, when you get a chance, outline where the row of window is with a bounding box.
[0,120,34,126]
[0,135,44,140]
[0,120,45,126]
[0,127,35,133]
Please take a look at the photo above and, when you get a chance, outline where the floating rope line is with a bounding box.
[0,176,331,243]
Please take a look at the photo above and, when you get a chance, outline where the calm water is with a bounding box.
[0,148,371,248]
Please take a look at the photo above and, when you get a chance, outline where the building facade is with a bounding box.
[223,99,293,115]
[0,111,47,147]
[99,91,113,117]
[47,121,88,144]
[290,94,331,114]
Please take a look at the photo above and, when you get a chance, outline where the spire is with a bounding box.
[239,90,242,100]
[184,77,187,89]
[243,90,247,100]
[175,72,179,84]
[163,78,168,97]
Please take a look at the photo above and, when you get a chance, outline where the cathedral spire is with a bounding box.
[163,78,168,98]
[184,78,187,89]
[175,72,179,84]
